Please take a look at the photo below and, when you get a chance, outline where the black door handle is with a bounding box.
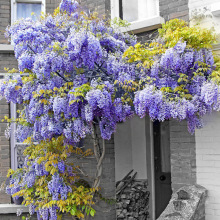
[160,175,166,181]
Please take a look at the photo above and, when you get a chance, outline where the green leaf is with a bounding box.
[70,209,76,216]
[86,207,90,215]
[90,208,96,217]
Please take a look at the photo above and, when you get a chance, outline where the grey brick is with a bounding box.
[1,154,9,159]
[170,119,196,192]
[160,0,189,21]
[169,10,188,19]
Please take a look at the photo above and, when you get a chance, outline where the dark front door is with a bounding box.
[153,121,172,218]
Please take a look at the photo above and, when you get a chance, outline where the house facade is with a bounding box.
[0,0,220,220]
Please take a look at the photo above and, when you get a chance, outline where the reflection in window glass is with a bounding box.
[121,0,158,22]
[122,0,138,22]
[146,0,158,18]
[17,3,41,20]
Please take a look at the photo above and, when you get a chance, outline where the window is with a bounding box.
[11,0,45,24]
[111,0,163,34]
[111,0,159,22]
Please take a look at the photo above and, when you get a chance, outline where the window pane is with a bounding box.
[121,0,158,22]
[122,0,138,22]
[146,0,158,18]
[17,3,41,20]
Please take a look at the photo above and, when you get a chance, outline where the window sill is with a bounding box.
[0,44,14,53]
[120,16,165,34]
[0,204,29,214]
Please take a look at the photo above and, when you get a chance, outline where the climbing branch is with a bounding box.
[92,138,106,189]
[91,121,106,188]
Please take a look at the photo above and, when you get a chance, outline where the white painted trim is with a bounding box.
[11,0,46,25]
[139,0,148,20]
[10,102,17,170]
[149,120,156,220]
[0,204,29,214]
[146,117,156,220]
[0,44,14,53]
[110,0,119,20]
[120,16,165,34]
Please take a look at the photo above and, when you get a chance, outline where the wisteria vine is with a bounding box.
[1,0,220,219]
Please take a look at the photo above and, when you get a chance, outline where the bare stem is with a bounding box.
[85,123,106,220]
[76,166,88,177]
[93,138,105,189]
[91,123,100,163]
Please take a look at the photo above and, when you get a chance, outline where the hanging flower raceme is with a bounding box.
[131,41,219,133]
[59,0,79,15]
[123,19,220,133]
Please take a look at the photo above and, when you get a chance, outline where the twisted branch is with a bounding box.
[84,123,106,220]
[92,138,105,189]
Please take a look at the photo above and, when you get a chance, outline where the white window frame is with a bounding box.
[0,74,16,170]
[111,0,165,34]
[0,73,29,170]
[11,0,46,24]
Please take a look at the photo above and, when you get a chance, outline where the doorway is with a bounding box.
[115,117,172,219]
[153,121,172,218]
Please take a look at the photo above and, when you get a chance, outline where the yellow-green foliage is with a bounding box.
[123,42,165,68]
[211,54,220,84]
[123,19,216,69]
[7,136,95,219]
[158,19,216,49]
[122,19,219,101]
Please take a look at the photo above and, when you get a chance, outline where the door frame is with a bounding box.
[145,117,156,220]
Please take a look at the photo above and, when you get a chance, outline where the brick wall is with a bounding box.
[80,0,110,17]
[195,112,220,220]
[0,0,10,44]
[46,0,61,14]
[159,0,189,21]
[169,119,196,192]
[0,99,11,204]
[0,53,17,72]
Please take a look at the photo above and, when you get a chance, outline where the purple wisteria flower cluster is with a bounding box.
[1,0,137,144]
[133,42,219,133]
